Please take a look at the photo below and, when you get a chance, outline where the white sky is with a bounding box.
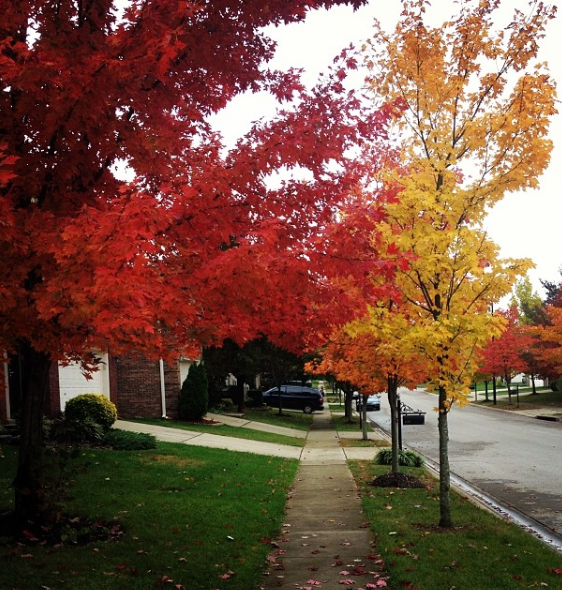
[211,0,561,299]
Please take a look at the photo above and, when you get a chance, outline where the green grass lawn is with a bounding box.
[349,461,562,590]
[0,443,298,590]
[475,388,562,412]
[128,416,307,447]
[3,410,561,590]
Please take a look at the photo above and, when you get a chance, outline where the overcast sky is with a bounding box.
[212,0,561,299]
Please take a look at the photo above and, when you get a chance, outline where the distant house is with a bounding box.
[1,352,194,422]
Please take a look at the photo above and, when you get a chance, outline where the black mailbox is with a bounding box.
[402,412,425,425]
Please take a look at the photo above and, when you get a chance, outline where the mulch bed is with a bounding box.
[370,472,425,488]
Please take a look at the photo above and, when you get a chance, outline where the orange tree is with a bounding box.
[361,0,556,527]
[0,0,400,527]
[347,301,430,469]
[531,304,562,383]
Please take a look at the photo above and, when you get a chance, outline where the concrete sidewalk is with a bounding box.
[261,411,388,589]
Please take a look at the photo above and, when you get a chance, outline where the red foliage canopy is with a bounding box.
[477,306,533,383]
[0,0,398,363]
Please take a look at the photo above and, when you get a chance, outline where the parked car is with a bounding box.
[262,385,324,414]
[356,393,381,412]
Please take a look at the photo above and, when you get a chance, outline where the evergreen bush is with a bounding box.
[178,363,209,420]
[64,393,118,431]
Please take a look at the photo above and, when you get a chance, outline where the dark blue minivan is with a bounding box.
[262,385,324,414]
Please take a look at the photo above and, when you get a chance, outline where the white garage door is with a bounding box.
[179,359,192,387]
[59,353,110,411]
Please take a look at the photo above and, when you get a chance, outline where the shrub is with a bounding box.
[102,429,157,450]
[375,448,424,468]
[178,363,209,420]
[64,393,117,431]
[50,416,104,444]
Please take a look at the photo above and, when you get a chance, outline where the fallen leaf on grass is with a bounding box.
[339,579,355,585]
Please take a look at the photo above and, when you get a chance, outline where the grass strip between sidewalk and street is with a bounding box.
[349,461,562,590]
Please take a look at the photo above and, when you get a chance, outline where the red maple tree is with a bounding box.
[1,0,400,524]
[477,306,533,389]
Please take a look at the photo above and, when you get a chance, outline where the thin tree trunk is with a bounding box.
[361,400,368,440]
[344,389,352,420]
[388,375,400,474]
[438,385,452,527]
[13,341,51,525]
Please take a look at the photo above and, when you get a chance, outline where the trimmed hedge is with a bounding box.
[64,393,117,431]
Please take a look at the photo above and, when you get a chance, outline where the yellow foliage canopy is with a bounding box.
[360,0,556,405]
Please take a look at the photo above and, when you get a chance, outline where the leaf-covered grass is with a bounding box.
[349,461,562,590]
[0,443,298,590]
[241,407,314,430]
[332,412,374,432]
[128,415,307,447]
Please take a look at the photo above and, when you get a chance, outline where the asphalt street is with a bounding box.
[367,388,562,549]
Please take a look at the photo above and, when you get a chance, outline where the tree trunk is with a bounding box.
[438,385,452,527]
[12,341,52,525]
[387,376,400,475]
[344,388,353,420]
[361,400,368,440]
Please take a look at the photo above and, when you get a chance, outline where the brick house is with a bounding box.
[1,353,194,422]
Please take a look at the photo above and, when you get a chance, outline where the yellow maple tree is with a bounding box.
[361,0,556,527]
